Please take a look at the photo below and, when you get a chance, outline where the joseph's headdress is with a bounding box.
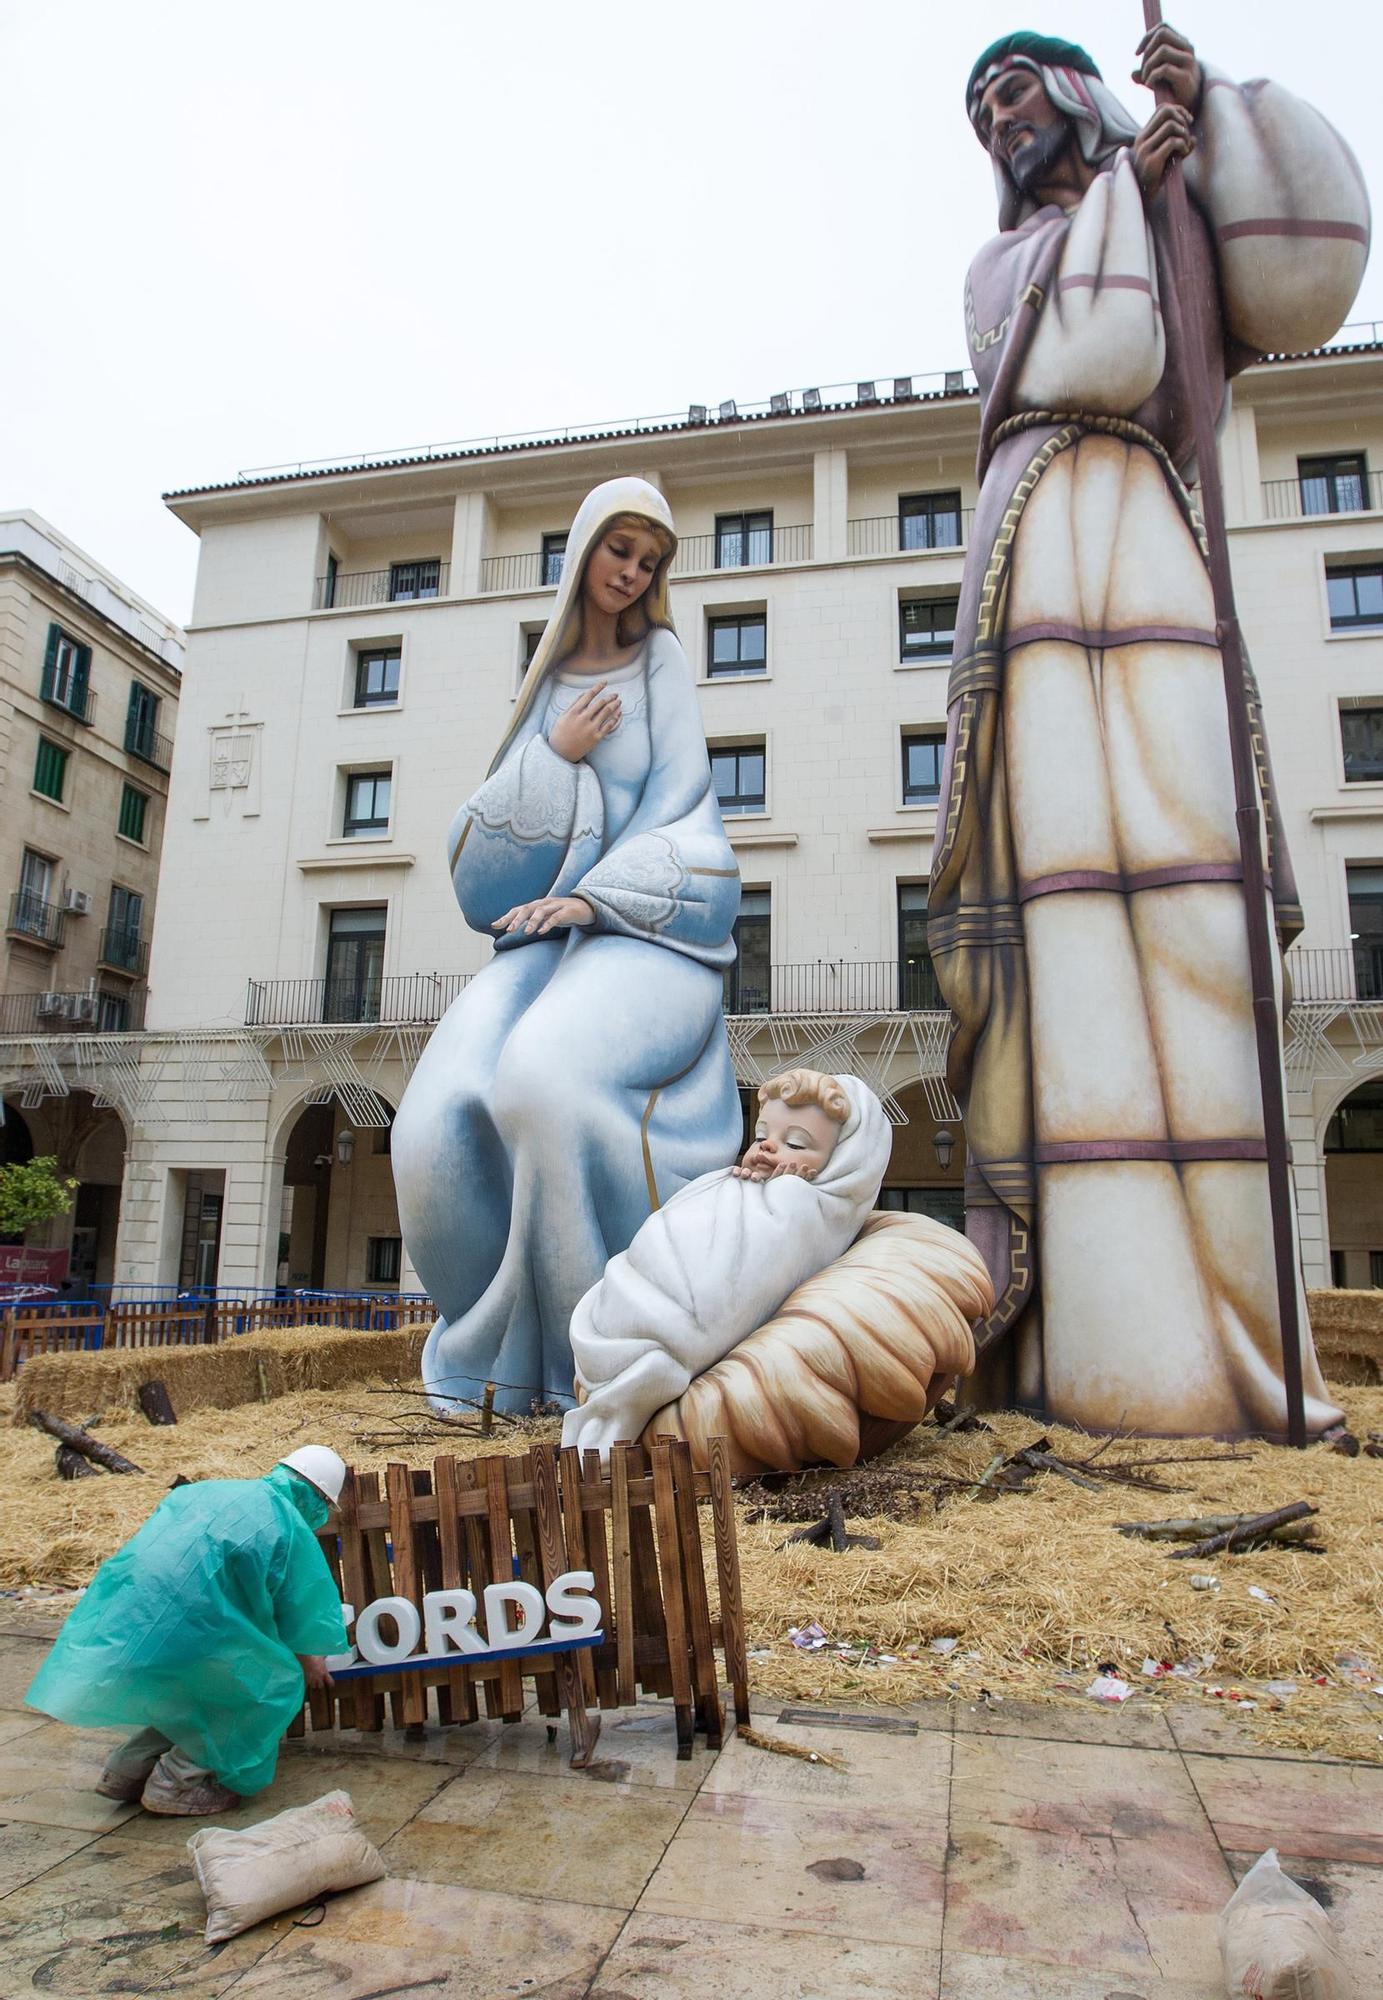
[967,30,1140,230]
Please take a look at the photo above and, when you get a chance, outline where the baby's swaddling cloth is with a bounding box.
[561,1076,891,1457]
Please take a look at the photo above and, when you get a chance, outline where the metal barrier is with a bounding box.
[0,1292,437,1381]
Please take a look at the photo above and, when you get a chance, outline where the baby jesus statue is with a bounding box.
[560,1069,891,1459]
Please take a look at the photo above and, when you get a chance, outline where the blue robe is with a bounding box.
[394,629,742,1412]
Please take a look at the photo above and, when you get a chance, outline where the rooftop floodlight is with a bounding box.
[944,370,966,394]
[769,391,790,415]
[718,399,738,420]
[802,386,822,411]
[893,376,914,400]
[688,403,708,424]
[857,380,878,404]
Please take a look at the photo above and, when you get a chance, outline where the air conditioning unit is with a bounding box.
[37,992,70,1019]
[62,888,93,915]
[69,995,100,1025]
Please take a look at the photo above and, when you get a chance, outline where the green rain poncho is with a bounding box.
[26,1466,348,1796]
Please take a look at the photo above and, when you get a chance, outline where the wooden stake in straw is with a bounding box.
[1138,1,1307,1446]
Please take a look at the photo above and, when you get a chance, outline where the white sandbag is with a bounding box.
[1218,1848,1353,1999]
[187,1788,386,1944]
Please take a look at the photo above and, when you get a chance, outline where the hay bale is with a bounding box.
[1307,1290,1383,1385]
[12,1324,429,1425]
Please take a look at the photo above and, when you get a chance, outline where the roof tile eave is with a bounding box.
[161,386,985,505]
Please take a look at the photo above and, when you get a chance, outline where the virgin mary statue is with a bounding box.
[392,478,743,1414]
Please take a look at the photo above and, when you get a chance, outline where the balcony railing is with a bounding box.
[313,564,451,611]
[1286,945,1383,1004]
[477,526,816,595]
[246,971,475,1027]
[98,927,148,977]
[40,671,96,724]
[726,960,947,1015]
[7,890,64,948]
[1261,472,1383,522]
[124,723,173,771]
[0,987,147,1036]
[245,962,953,1028]
[847,513,973,558]
[672,524,815,575]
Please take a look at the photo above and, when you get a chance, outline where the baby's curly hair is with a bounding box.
[757,1067,850,1125]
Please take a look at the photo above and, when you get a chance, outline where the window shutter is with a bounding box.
[44,625,59,673]
[74,643,91,705]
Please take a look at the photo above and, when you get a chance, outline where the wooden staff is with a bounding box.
[1139,1,1307,1446]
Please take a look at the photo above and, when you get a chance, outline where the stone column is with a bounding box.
[813,448,848,562]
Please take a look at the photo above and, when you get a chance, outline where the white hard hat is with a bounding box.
[277,1446,348,1503]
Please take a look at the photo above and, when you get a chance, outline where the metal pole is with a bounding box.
[1140,1,1308,1445]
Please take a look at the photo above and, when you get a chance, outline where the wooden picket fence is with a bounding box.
[295,1437,750,1765]
[0,1295,437,1382]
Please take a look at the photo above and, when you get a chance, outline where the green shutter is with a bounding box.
[73,643,91,713]
[42,625,59,702]
[33,738,67,801]
[119,784,147,842]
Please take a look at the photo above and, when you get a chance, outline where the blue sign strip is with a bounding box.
[328,1631,605,1681]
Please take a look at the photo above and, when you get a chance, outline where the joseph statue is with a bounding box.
[930,23,1369,1437]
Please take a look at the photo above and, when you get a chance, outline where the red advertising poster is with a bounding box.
[0,1245,71,1289]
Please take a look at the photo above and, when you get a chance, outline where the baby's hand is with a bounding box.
[768,1159,818,1181]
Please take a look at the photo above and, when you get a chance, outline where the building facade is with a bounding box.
[5,342,1380,1297]
[0,513,183,1287]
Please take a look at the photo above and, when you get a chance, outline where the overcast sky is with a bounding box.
[3,0,1379,625]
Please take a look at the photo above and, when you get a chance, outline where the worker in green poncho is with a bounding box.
[26,1446,350,1817]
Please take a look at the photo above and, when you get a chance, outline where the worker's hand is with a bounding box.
[1133,23,1201,112]
[298,1654,334,1691]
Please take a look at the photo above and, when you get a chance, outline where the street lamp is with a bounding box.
[335,1128,356,1168]
[932,1126,956,1172]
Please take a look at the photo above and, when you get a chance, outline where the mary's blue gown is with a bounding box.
[393,628,742,1412]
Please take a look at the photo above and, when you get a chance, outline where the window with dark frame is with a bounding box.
[1298,453,1368,516]
[898,883,942,1008]
[367,1236,403,1285]
[724,889,771,1013]
[715,511,773,569]
[343,770,392,837]
[105,885,144,970]
[899,491,963,552]
[124,680,160,759]
[900,595,959,661]
[710,744,766,816]
[389,559,441,602]
[1327,563,1383,631]
[1341,704,1383,783]
[42,625,91,719]
[118,784,148,843]
[901,730,945,805]
[1346,866,1383,1002]
[541,534,568,587]
[98,991,130,1033]
[354,647,401,707]
[16,849,54,937]
[707,612,767,677]
[1325,1080,1383,1152]
[323,552,339,609]
[33,738,68,803]
[324,906,386,1023]
[524,626,546,666]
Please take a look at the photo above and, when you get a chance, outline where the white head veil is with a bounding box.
[491,476,677,774]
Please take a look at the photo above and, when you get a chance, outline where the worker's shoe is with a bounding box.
[95,1770,148,1802]
[140,1768,240,1817]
